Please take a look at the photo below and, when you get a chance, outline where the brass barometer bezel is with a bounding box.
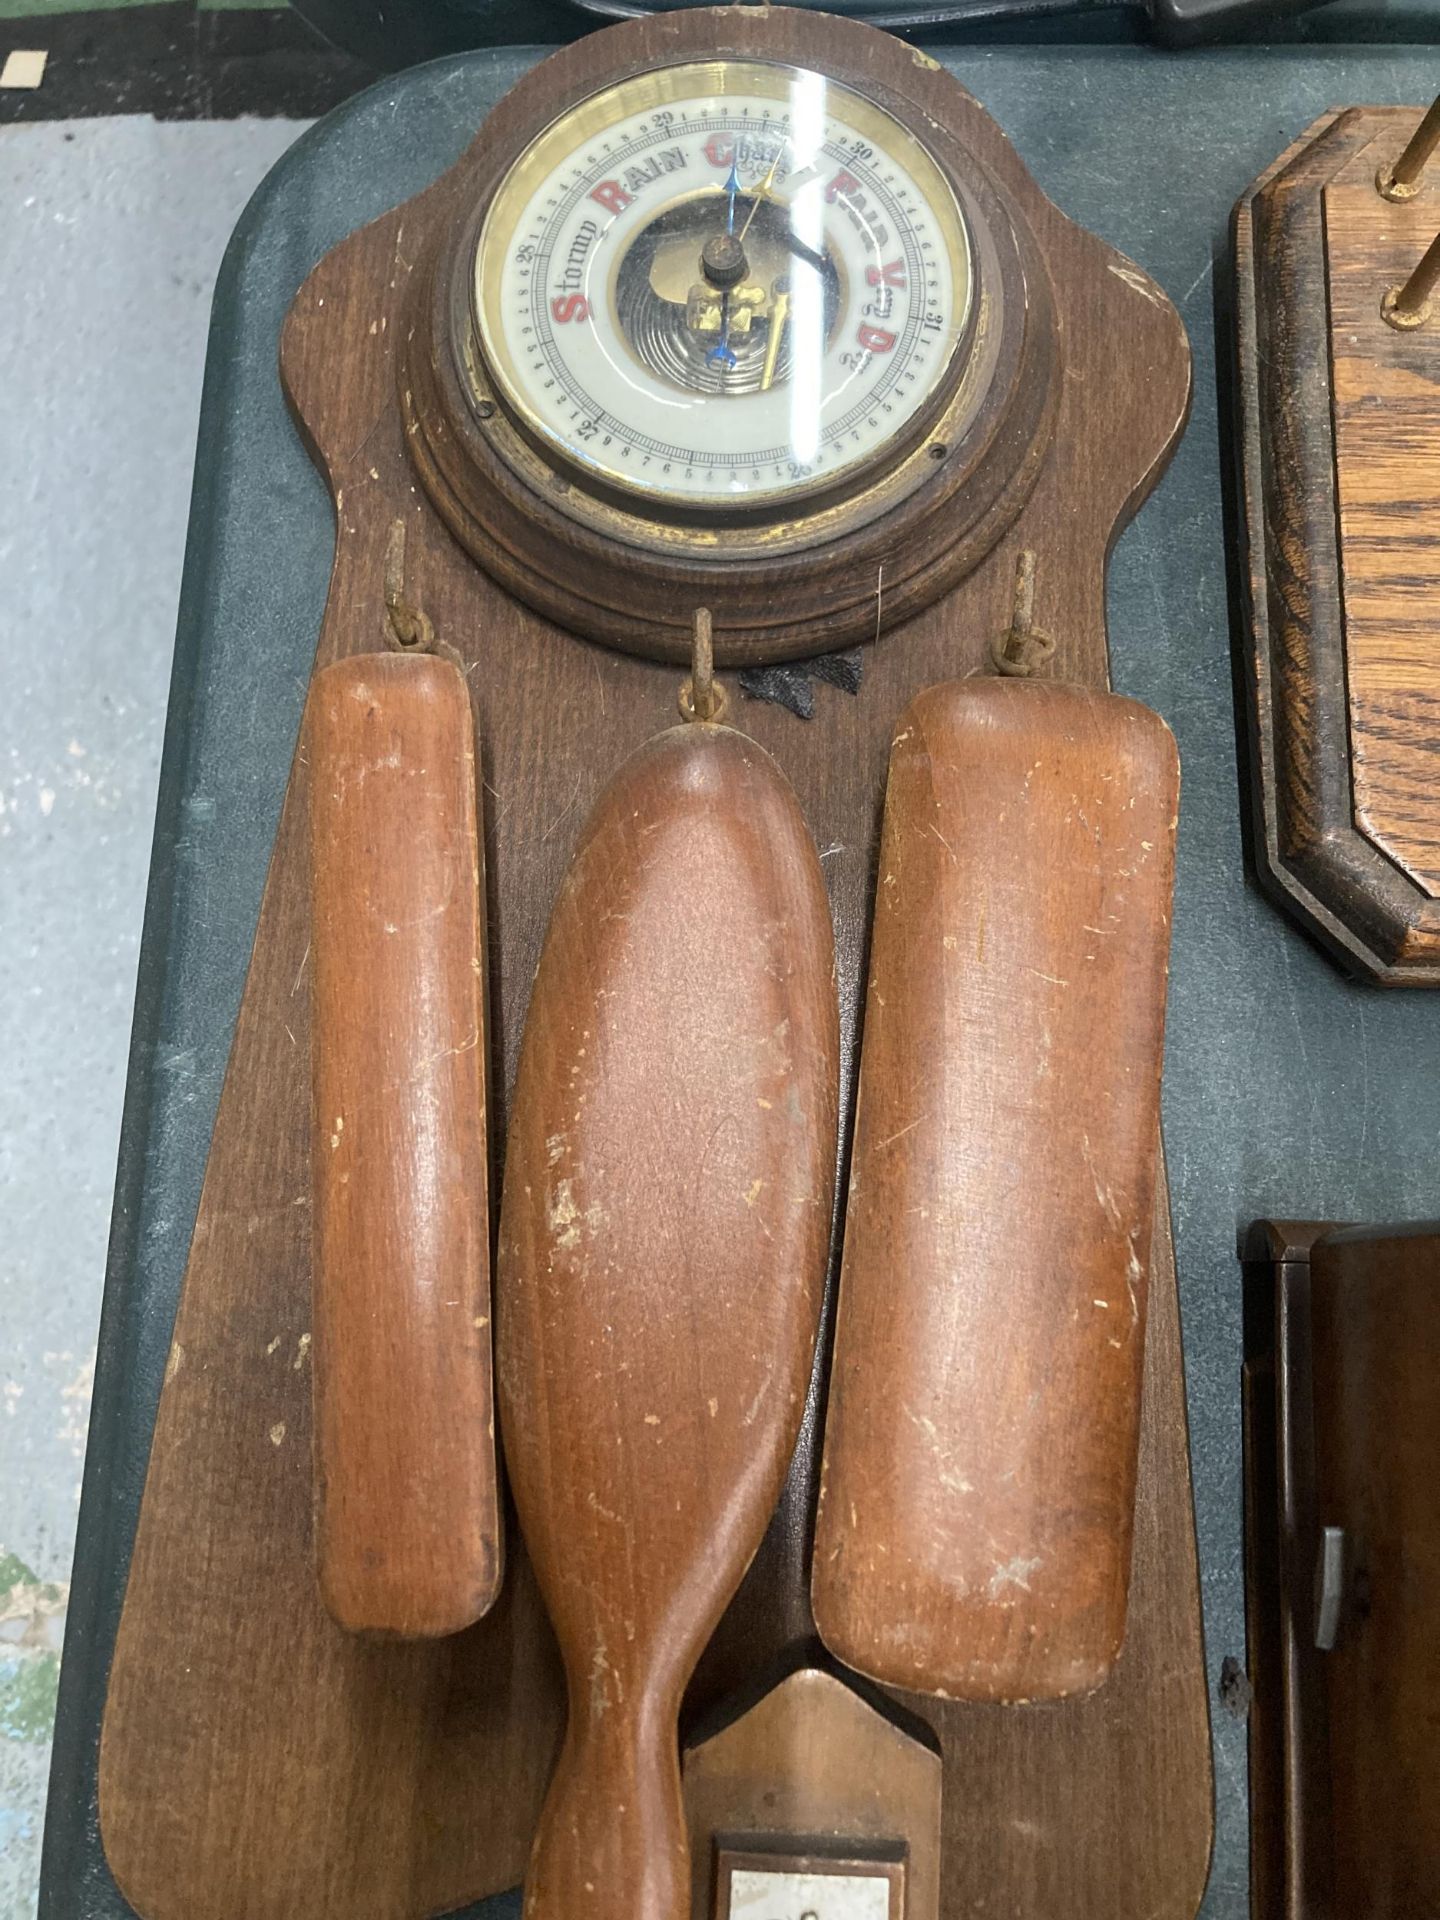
[466,56,980,518]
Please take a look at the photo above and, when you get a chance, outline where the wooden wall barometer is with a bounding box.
[98,10,1215,1920]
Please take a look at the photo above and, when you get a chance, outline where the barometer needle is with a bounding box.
[762,282,790,391]
[734,142,828,275]
[708,291,737,370]
[737,143,788,244]
[782,230,828,275]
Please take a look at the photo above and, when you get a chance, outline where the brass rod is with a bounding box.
[1378,94,1440,201]
[691,606,715,719]
[680,606,727,723]
[1382,226,1440,330]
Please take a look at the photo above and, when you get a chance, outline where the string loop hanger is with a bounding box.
[990,550,1056,678]
[384,519,437,652]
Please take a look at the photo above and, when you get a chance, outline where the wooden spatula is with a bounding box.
[308,651,500,1638]
[497,718,840,1920]
[813,676,1179,1703]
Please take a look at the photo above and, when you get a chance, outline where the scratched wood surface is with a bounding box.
[497,723,840,1920]
[308,652,503,1641]
[813,679,1180,1707]
[99,16,1212,1919]
[1235,106,1440,981]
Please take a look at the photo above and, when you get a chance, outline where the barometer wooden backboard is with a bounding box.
[95,11,1212,1919]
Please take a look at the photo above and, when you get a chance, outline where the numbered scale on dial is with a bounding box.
[470,61,974,508]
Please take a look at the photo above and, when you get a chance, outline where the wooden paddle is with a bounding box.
[497,717,840,1920]
[813,677,1179,1703]
[308,651,501,1638]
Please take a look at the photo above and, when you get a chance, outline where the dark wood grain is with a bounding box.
[813,678,1178,1703]
[683,1668,941,1920]
[100,13,1211,1918]
[1235,105,1440,983]
[497,722,839,1920]
[308,653,501,1638]
[1244,1220,1440,1917]
[1241,1220,1336,1920]
[1311,1225,1440,1915]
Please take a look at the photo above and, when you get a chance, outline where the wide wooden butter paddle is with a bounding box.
[813,677,1179,1703]
[308,651,500,1638]
[497,719,839,1920]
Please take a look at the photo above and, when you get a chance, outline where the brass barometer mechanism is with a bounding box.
[622,172,841,397]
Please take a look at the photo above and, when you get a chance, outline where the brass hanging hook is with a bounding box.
[679,607,729,722]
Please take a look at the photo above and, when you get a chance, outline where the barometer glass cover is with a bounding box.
[471,59,974,509]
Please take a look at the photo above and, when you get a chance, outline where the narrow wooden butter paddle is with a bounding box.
[813,676,1179,1703]
[308,651,500,1638]
[498,718,839,1920]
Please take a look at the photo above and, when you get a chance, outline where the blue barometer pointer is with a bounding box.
[708,293,737,369]
[707,158,742,368]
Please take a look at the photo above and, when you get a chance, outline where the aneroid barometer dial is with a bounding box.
[469,60,975,510]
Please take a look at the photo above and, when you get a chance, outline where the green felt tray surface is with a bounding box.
[40,35,1440,1920]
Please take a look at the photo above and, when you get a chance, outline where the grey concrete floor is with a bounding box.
[0,113,305,1920]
